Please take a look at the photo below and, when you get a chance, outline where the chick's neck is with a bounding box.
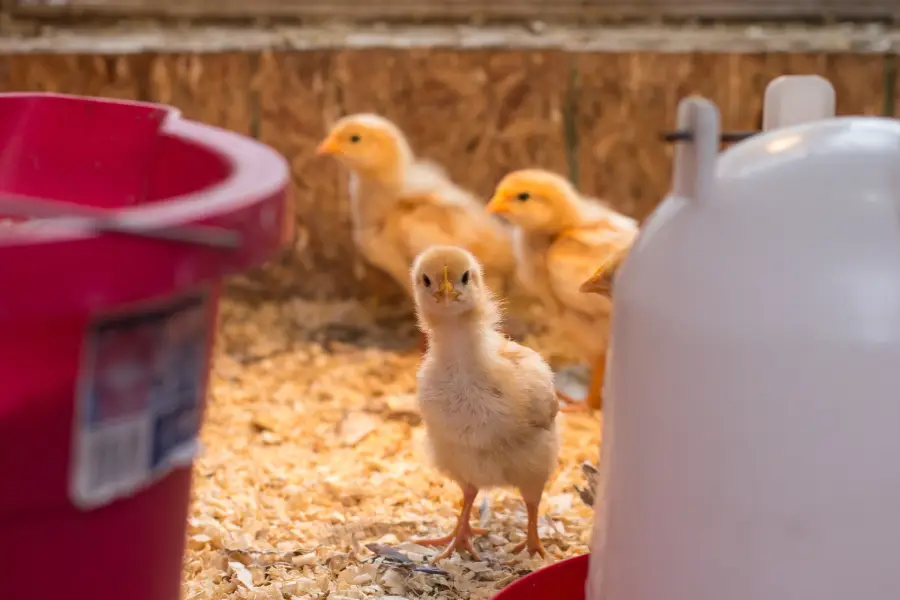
[348,160,409,227]
[353,161,405,188]
[553,196,598,235]
[421,302,502,360]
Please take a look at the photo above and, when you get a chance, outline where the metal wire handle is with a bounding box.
[0,192,241,250]
[660,130,760,143]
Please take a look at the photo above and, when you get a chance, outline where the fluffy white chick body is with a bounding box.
[410,245,559,561]
[417,310,559,497]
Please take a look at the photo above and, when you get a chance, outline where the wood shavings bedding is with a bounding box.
[183,295,601,599]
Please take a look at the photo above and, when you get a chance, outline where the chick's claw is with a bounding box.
[512,535,547,558]
[433,530,481,562]
[413,523,488,548]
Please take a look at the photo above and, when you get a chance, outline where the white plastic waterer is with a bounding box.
[587,74,900,600]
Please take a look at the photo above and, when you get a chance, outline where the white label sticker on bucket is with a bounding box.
[70,293,212,510]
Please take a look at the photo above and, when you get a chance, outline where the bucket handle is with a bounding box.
[0,191,240,249]
[671,96,721,203]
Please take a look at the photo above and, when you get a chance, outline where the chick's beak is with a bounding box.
[485,194,509,216]
[434,266,460,302]
[316,136,341,156]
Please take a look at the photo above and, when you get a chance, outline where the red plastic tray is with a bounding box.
[493,554,589,600]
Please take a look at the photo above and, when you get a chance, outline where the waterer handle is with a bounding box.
[762,74,836,132]
[671,96,720,204]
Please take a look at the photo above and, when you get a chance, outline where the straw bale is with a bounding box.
[576,52,886,221]
[184,296,599,600]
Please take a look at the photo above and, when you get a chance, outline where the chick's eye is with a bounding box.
[349,134,361,143]
[460,270,470,285]
[422,274,431,287]
[516,192,530,202]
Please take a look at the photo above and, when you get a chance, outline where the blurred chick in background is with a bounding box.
[316,113,516,350]
[485,169,638,412]
[410,245,559,560]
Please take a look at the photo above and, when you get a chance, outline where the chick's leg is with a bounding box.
[558,352,606,413]
[512,494,548,557]
[413,484,484,561]
[584,352,607,411]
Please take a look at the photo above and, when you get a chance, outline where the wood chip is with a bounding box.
[337,411,382,447]
[227,561,255,589]
[385,393,421,422]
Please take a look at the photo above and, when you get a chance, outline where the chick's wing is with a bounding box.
[499,339,559,430]
[547,226,633,318]
[583,243,631,295]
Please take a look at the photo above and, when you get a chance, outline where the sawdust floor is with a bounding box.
[183,294,602,600]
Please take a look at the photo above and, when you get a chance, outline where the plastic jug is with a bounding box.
[587,78,900,600]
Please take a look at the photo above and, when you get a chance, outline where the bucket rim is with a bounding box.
[0,92,290,249]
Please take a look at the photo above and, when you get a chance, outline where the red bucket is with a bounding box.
[0,93,290,600]
[493,554,589,600]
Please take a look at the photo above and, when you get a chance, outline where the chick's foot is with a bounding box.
[512,499,548,557]
[432,528,482,562]
[414,484,482,561]
[512,533,547,558]
[413,524,488,547]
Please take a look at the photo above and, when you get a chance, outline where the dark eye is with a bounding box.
[422,274,431,287]
[460,270,470,285]
[349,134,361,143]
[517,192,530,202]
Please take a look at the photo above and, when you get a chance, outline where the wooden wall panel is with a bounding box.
[0,50,888,300]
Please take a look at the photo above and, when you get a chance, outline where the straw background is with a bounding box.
[0,50,890,299]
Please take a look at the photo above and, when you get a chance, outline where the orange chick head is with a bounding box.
[485,169,581,233]
[411,245,489,318]
[316,113,412,176]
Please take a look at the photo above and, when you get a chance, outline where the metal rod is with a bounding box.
[0,192,241,249]
[660,130,760,143]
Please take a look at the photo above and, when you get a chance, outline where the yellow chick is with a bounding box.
[316,113,516,298]
[485,169,638,412]
[410,245,560,560]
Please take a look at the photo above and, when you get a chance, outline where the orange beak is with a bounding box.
[434,265,460,302]
[316,136,341,156]
[485,194,509,216]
